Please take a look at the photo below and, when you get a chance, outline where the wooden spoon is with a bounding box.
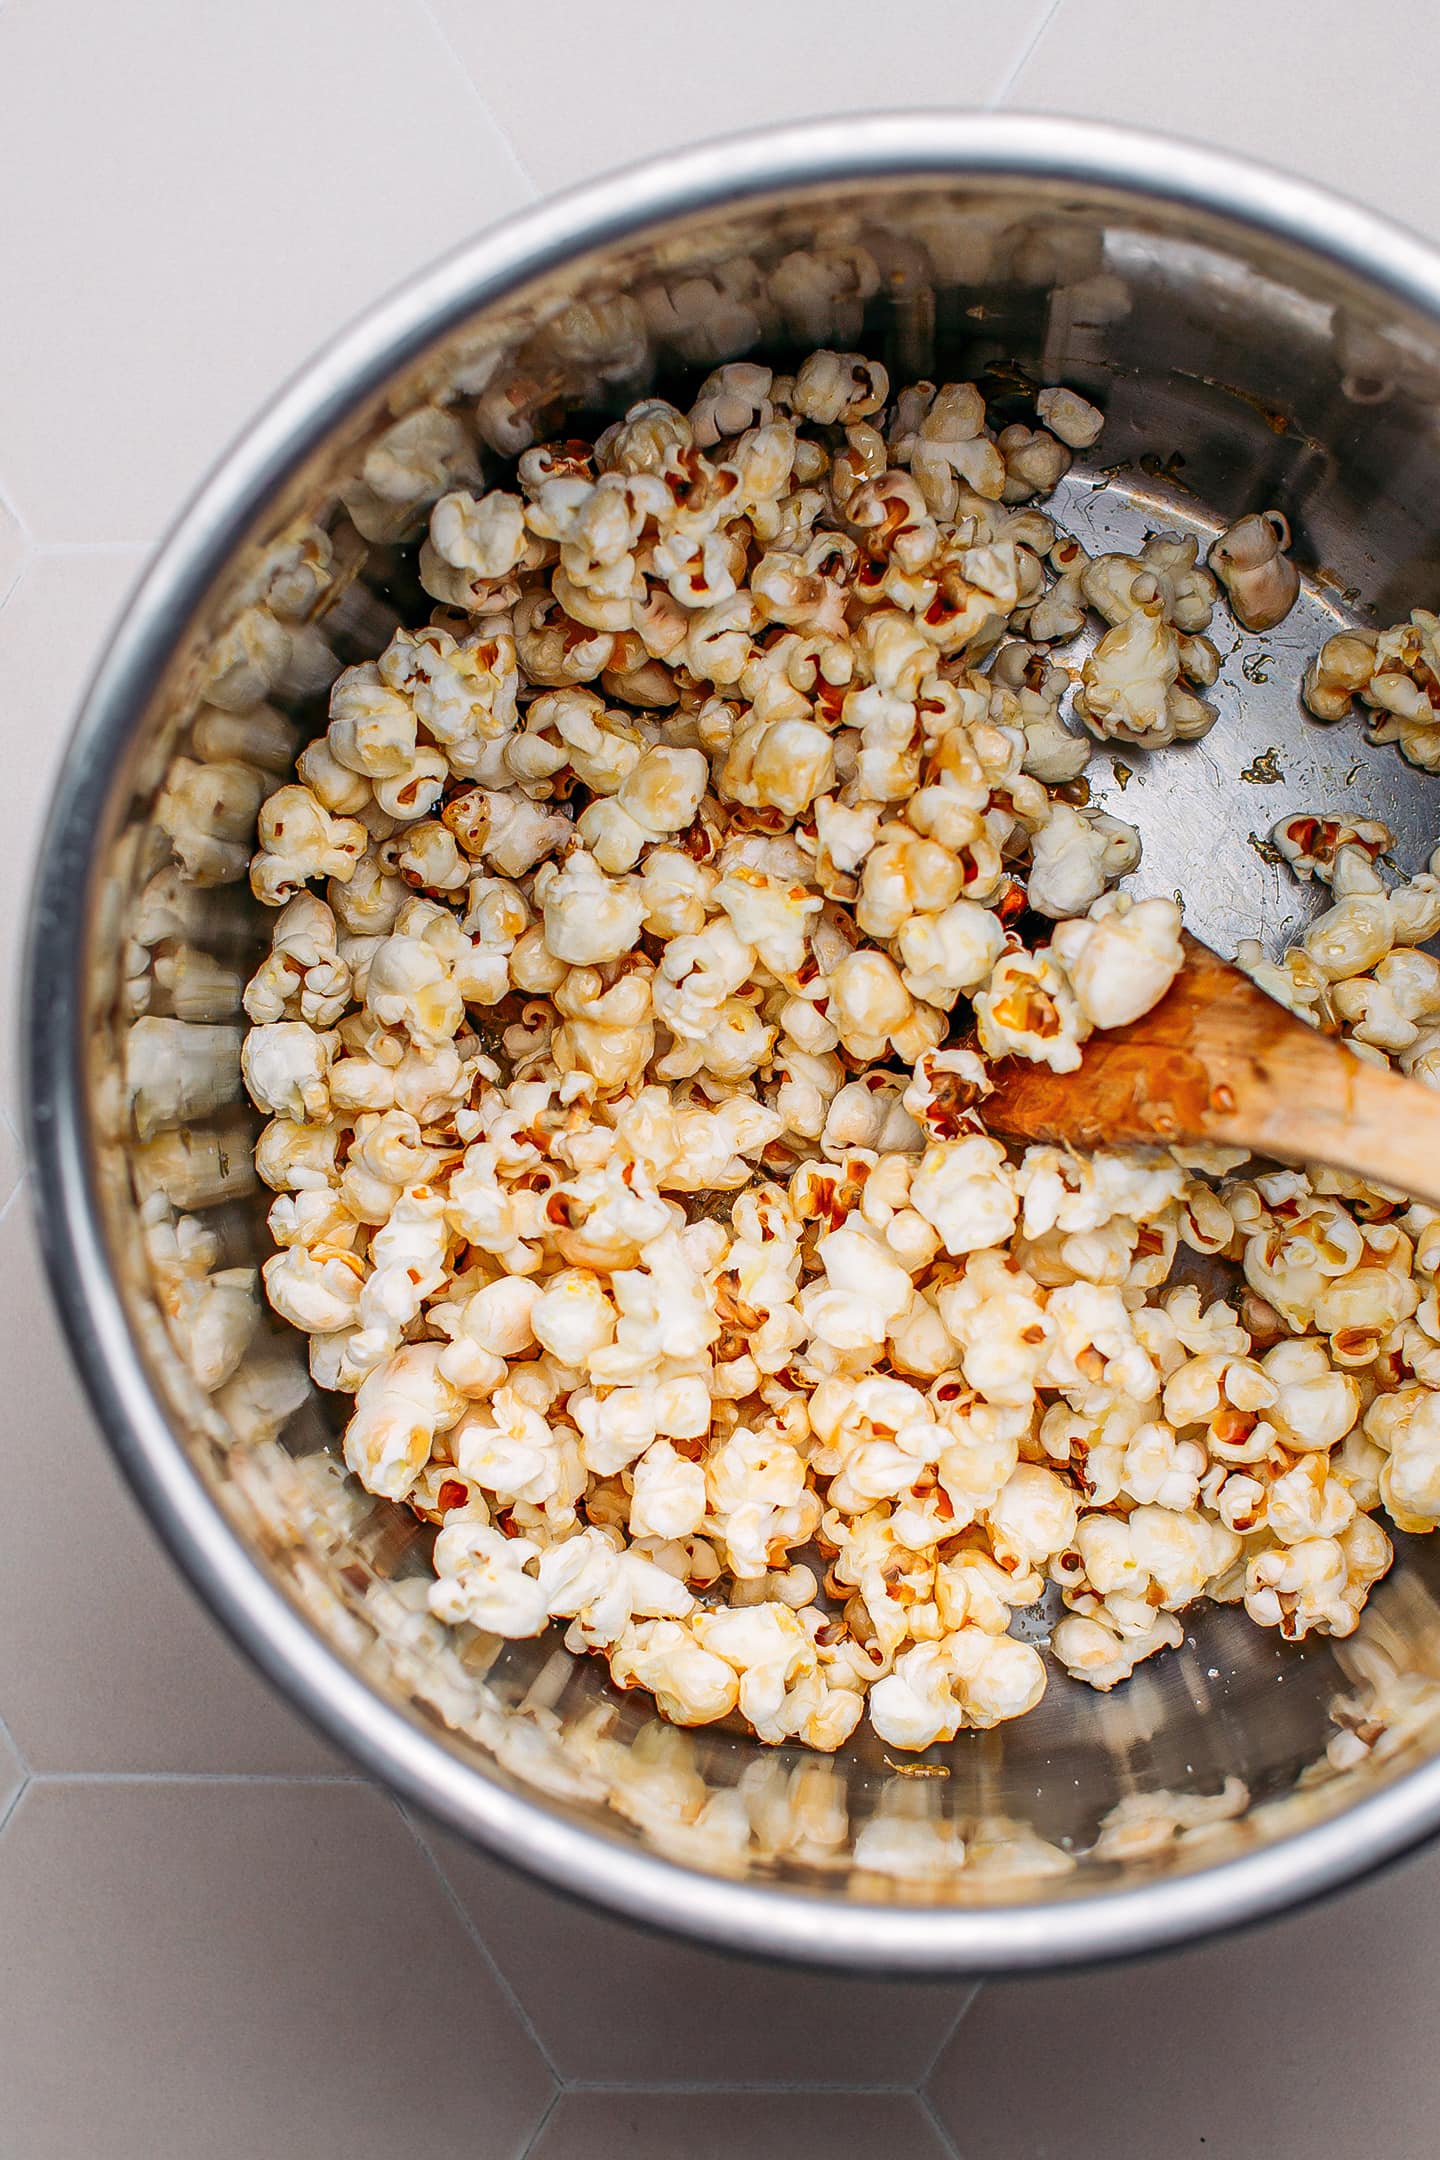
[980,932,1440,1209]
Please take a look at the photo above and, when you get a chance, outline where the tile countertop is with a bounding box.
[3,1,1439,2153]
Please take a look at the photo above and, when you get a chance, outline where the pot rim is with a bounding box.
[26,110,1440,1972]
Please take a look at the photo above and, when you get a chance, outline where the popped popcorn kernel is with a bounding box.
[236,345,1430,1756]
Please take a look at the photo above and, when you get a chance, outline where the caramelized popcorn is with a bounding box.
[234,345,1438,1755]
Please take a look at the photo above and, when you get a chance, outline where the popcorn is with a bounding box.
[1074,604,1216,748]
[721,716,835,818]
[1082,534,1216,636]
[1050,892,1185,1030]
[430,1521,550,1637]
[344,1343,463,1502]
[974,946,1091,1073]
[895,898,1006,1010]
[250,786,367,906]
[1026,802,1114,919]
[1302,629,1380,722]
[629,1441,708,1540]
[1303,894,1395,980]
[1035,385,1104,449]
[868,1630,1047,1748]
[240,1021,332,1123]
[1209,511,1300,632]
[609,1619,737,1725]
[909,1135,1018,1255]
[240,346,1429,1755]
[535,850,646,965]
[801,1224,917,1357]
[1378,1389,1440,1530]
[244,893,353,1028]
[529,1269,617,1368]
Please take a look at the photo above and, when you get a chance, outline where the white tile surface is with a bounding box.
[0,547,150,1118]
[1007,0,1437,238]
[928,1839,1440,2160]
[5,2,1440,2154]
[0,1782,555,2159]
[529,2092,956,2160]
[426,0,1060,193]
[0,1192,347,1772]
[0,0,533,545]
[420,1820,972,2087]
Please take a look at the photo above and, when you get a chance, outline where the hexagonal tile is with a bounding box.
[0,0,533,545]
[1008,0,1440,243]
[0,1188,348,1772]
[928,1838,1440,2158]
[425,0,1060,193]
[418,1819,972,2086]
[0,1782,554,2158]
[0,546,150,1120]
[531,2092,955,2160]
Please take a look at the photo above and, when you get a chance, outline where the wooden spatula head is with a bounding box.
[980,933,1440,1209]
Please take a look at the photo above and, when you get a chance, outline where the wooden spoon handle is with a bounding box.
[982,936,1440,1210]
[1201,1026,1440,1208]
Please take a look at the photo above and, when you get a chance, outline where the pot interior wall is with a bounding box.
[75,163,1440,1926]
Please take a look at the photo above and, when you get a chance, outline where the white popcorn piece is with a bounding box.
[909,1135,1018,1255]
[241,1021,332,1124]
[1050,892,1184,1030]
[1378,1389,1440,1530]
[239,344,1436,1757]
[529,1269,618,1368]
[250,786,368,906]
[535,850,646,966]
[974,947,1091,1073]
[1074,604,1216,748]
[1302,629,1379,722]
[430,1521,550,1637]
[1026,802,1114,919]
[345,1344,463,1503]
[1035,385,1104,450]
[629,1441,708,1541]
[609,1620,738,1725]
[721,715,836,818]
[868,1630,1047,1747]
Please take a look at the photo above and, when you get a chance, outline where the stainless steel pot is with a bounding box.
[27,113,1440,1972]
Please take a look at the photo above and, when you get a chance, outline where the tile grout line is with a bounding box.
[0,474,36,559]
[916,1981,982,2088]
[409,0,541,202]
[516,2083,562,2160]
[563,2079,921,2096]
[0,1702,31,1778]
[0,1770,30,1841]
[986,0,1070,109]
[918,2083,965,2160]
[392,1798,567,2087]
